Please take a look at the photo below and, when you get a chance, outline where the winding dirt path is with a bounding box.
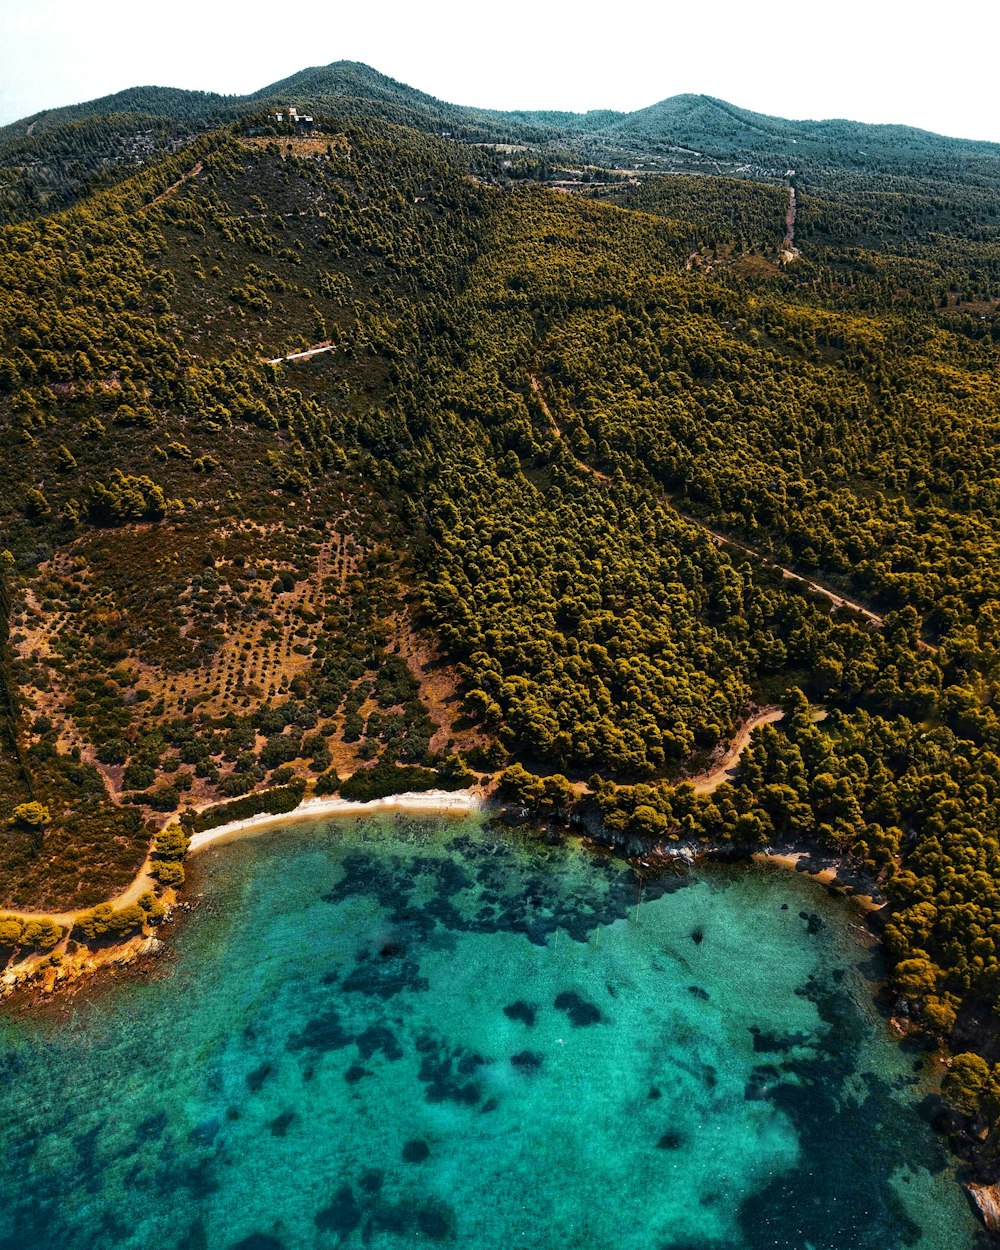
[685,707,784,793]
[779,184,801,263]
[528,374,920,638]
[679,513,885,628]
[785,186,796,244]
[5,699,785,926]
[3,371,926,928]
[559,706,787,802]
[530,375,610,482]
[150,159,203,206]
[2,859,156,927]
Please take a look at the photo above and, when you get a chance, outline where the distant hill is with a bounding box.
[0,85,230,139]
[0,62,554,223]
[2,60,1000,224]
[586,92,1000,178]
[250,61,459,114]
[0,61,551,147]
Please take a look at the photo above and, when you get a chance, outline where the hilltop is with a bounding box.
[4,61,1000,223]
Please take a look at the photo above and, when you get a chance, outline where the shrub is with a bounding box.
[255,705,287,735]
[145,786,180,812]
[498,765,574,815]
[123,762,156,790]
[12,802,50,828]
[73,904,114,941]
[108,904,146,936]
[153,825,189,860]
[315,768,341,795]
[310,745,333,772]
[180,741,209,765]
[138,893,167,923]
[437,754,476,788]
[21,919,63,950]
[86,471,168,526]
[942,1054,993,1117]
[339,763,439,803]
[97,738,129,765]
[190,779,307,833]
[218,771,254,797]
[260,734,302,770]
[73,904,144,942]
[150,861,185,888]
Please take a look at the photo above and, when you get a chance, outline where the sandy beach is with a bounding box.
[187,788,482,855]
[754,849,882,912]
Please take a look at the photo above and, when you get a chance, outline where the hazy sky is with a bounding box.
[1,0,998,141]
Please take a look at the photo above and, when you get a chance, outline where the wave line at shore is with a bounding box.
[186,789,483,855]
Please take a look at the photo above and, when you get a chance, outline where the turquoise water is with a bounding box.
[0,816,983,1250]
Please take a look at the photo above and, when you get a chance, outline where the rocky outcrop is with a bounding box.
[967,1183,1000,1232]
[1,933,164,1002]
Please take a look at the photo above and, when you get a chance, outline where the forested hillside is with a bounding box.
[1,81,1000,1173]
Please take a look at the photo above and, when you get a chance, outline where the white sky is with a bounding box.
[1,0,998,141]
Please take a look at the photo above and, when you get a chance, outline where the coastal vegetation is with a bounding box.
[1,70,1000,1186]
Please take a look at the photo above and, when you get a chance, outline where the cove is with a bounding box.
[0,815,984,1250]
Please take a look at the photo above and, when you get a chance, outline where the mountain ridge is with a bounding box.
[6,60,1000,229]
[5,59,999,153]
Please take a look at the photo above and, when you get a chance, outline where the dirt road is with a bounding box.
[265,343,337,366]
[529,374,891,632]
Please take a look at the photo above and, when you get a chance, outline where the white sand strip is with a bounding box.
[187,789,481,855]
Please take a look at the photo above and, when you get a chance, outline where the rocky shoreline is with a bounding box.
[578,829,1000,1240]
[0,709,776,1004]
[969,1184,1000,1235]
[0,799,890,1011]
[1,931,167,1010]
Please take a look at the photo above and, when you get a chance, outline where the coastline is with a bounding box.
[187,789,883,917]
[0,709,838,1004]
[623,840,884,913]
[6,699,782,927]
[0,790,482,1005]
[187,788,483,855]
[0,932,168,1010]
[11,776,985,1227]
[752,849,884,914]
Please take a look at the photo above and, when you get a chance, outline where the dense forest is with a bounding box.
[1,71,1000,1188]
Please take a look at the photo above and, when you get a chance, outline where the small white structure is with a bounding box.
[280,107,314,128]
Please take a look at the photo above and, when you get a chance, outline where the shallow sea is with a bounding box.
[0,815,984,1249]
